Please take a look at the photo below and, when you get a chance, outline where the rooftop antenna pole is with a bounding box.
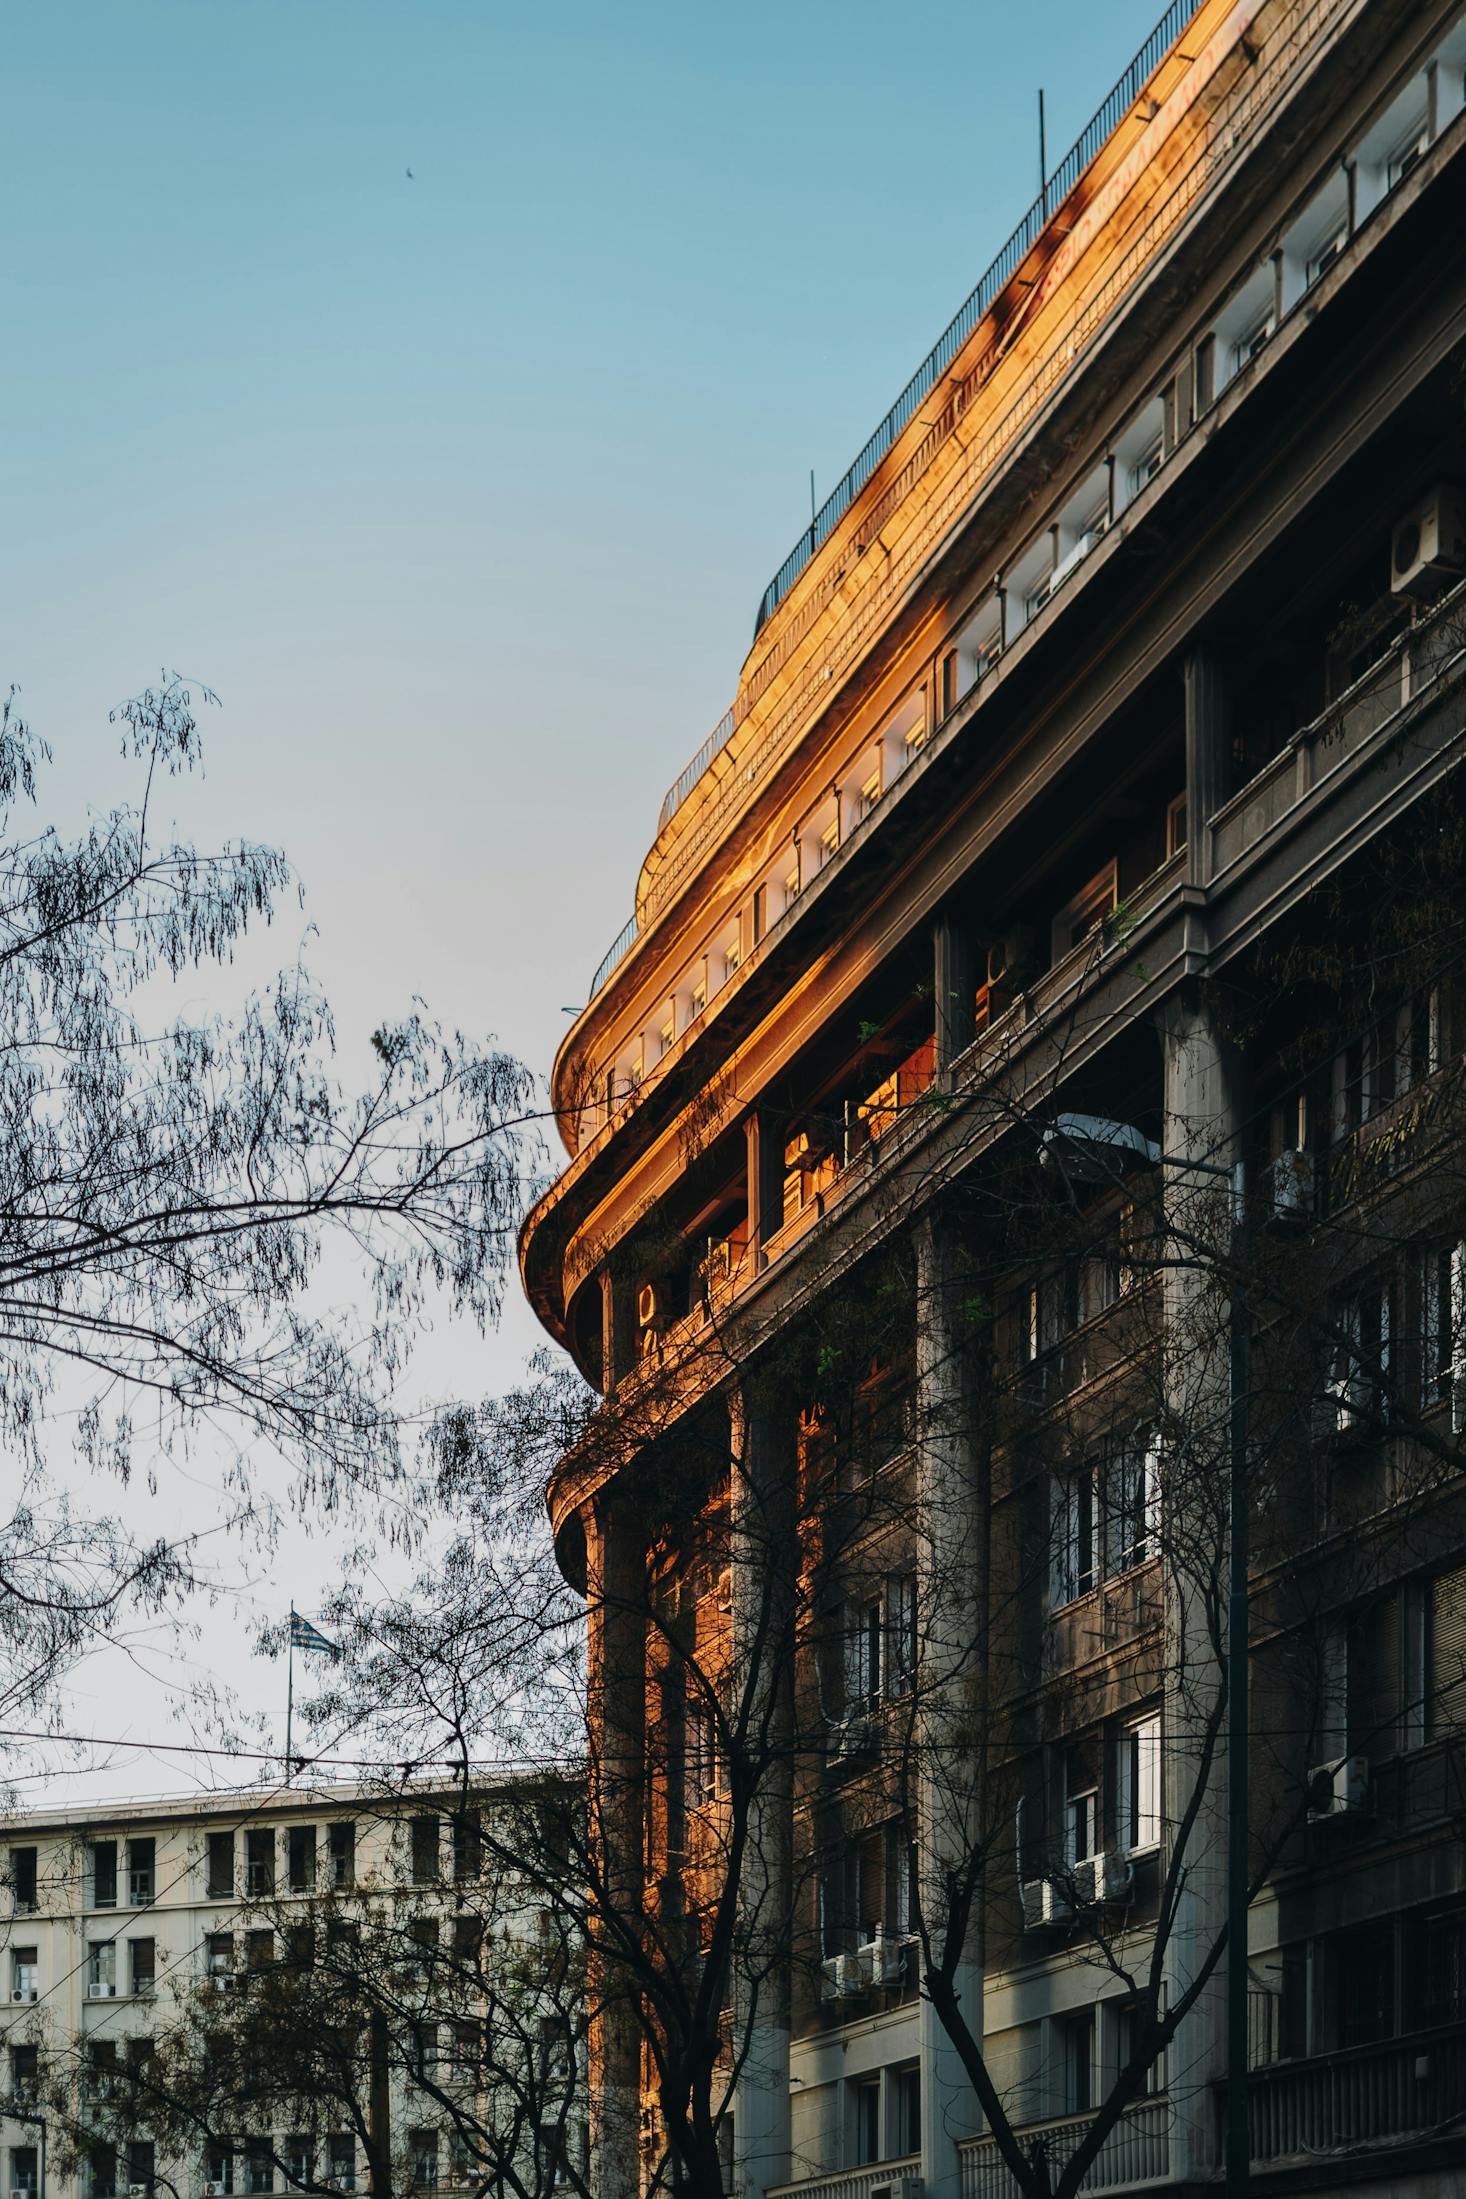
[1038,88,1048,216]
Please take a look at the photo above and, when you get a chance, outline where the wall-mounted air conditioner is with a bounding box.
[870,2179,923,2199]
[11,1988,37,2003]
[87,1980,116,1999]
[1020,1878,1072,1929]
[819,1952,867,2002]
[1072,1851,1134,1906]
[1307,1754,1370,1820]
[828,1714,876,1766]
[1391,486,1466,598]
[1267,1148,1314,1224]
[855,1930,905,1988]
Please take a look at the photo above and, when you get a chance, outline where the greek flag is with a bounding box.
[289,1610,337,1656]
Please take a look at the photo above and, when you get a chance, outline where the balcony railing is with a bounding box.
[768,2155,920,2199]
[1208,581,1466,878]
[959,2101,1169,2198]
[1245,2022,1466,2163]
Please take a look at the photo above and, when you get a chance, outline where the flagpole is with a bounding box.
[286,1604,296,1786]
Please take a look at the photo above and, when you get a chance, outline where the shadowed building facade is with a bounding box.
[522,3,1466,2194]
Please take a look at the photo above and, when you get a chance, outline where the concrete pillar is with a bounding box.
[1184,646,1233,886]
[934,914,978,1078]
[745,1108,785,1271]
[912,1210,988,2199]
[585,1489,648,2199]
[728,1386,796,2199]
[1159,990,1244,2179]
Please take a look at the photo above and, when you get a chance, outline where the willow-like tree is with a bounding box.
[0,677,536,1754]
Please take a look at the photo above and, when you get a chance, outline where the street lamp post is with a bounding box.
[1041,1113,1249,2197]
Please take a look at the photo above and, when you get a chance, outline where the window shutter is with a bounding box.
[1431,1568,1466,1735]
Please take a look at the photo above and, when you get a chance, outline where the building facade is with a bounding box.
[1,1784,583,2199]
[521,2,1466,2196]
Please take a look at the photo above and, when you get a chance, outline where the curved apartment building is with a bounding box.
[523,1,1466,2194]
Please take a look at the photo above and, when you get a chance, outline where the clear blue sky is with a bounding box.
[3,0,1170,1791]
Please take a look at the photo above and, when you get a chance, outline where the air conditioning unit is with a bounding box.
[87,1981,116,1998]
[1073,1851,1133,1906]
[205,2182,227,2195]
[209,1972,233,1991]
[1267,1148,1314,1224]
[1021,1878,1073,1929]
[130,2185,151,2195]
[10,1989,37,2003]
[714,1567,733,1614]
[1391,486,1466,598]
[819,1952,867,2003]
[1307,1754,1370,1820]
[856,1930,906,1988]
[870,2180,923,2199]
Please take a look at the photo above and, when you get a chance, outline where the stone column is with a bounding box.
[728,1385,796,2199]
[585,1487,648,2199]
[913,1210,988,2199]
[1159,989,1243,2179]
[1184,647,1233,886]
[934,914,978,1079]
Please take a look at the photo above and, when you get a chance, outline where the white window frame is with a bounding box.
[1118,1714,1161,1854]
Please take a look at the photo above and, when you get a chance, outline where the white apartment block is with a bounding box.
[1,1783,582,2199]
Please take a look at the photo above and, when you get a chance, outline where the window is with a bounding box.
[1129,436,1162,495]
[129,1937,155,1995]
[244,1829,274,1897]
[752,883,768,943]
[1166,791,1188,860]
[90,2145,117,2199]
[892,2063,921,2155]
[1052,1471,1098,1606]
[1051,861,1118,963]
[328,1821,355,1889]
[87,1941,116,1996]
[847,1596,883,1713]
[858,767,882,821]
[818,816,840,869]
[722,931,742,983]
[1324,1276,1392,1432]
[246,1928,273,1974]
[658,1015,675,1059]
[1306,221,1348,288]
[206,1830,234,1899]
[1232,309,1274,374]
[782,863,800,912]
[685,1702,723,1808]
[206,2150,234,2197]
[1117,1716,1161,1853]
[410,2133,438,2192]
[689,978,706,1021]
[91,1839,118,1908]
[11,2041,39,2100]
[286,1824,315,1893]
[451,1811,481,1883]
[852,2077,881,2166]
[206,1932,234,1983]
[1114,2000,1166,2096]
[1059,2011,1095,2114]
[11,2152,37,2199]
[886,1572,917,1697]
[327,2138,355,2194]
[11,1944,38,1999]
[127,1836,154,1906]
[1420,1243,1466,1427]
[9,1845,37,1915]
[284,2141,311,2193]
[246,2154,272,2196]
[1386,119,1429,189]
[1108,1439,1160,1572]
[1064,1767,1097,1868]
[1431,1567,1466,1738]
[410,1816,440,1885]
[126,2142,155,2198]
[885,1823,917,1937]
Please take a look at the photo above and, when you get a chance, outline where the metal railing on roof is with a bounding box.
[596,0,1209,1000]
[641,1,1206,872]
[750,0,1205,638]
